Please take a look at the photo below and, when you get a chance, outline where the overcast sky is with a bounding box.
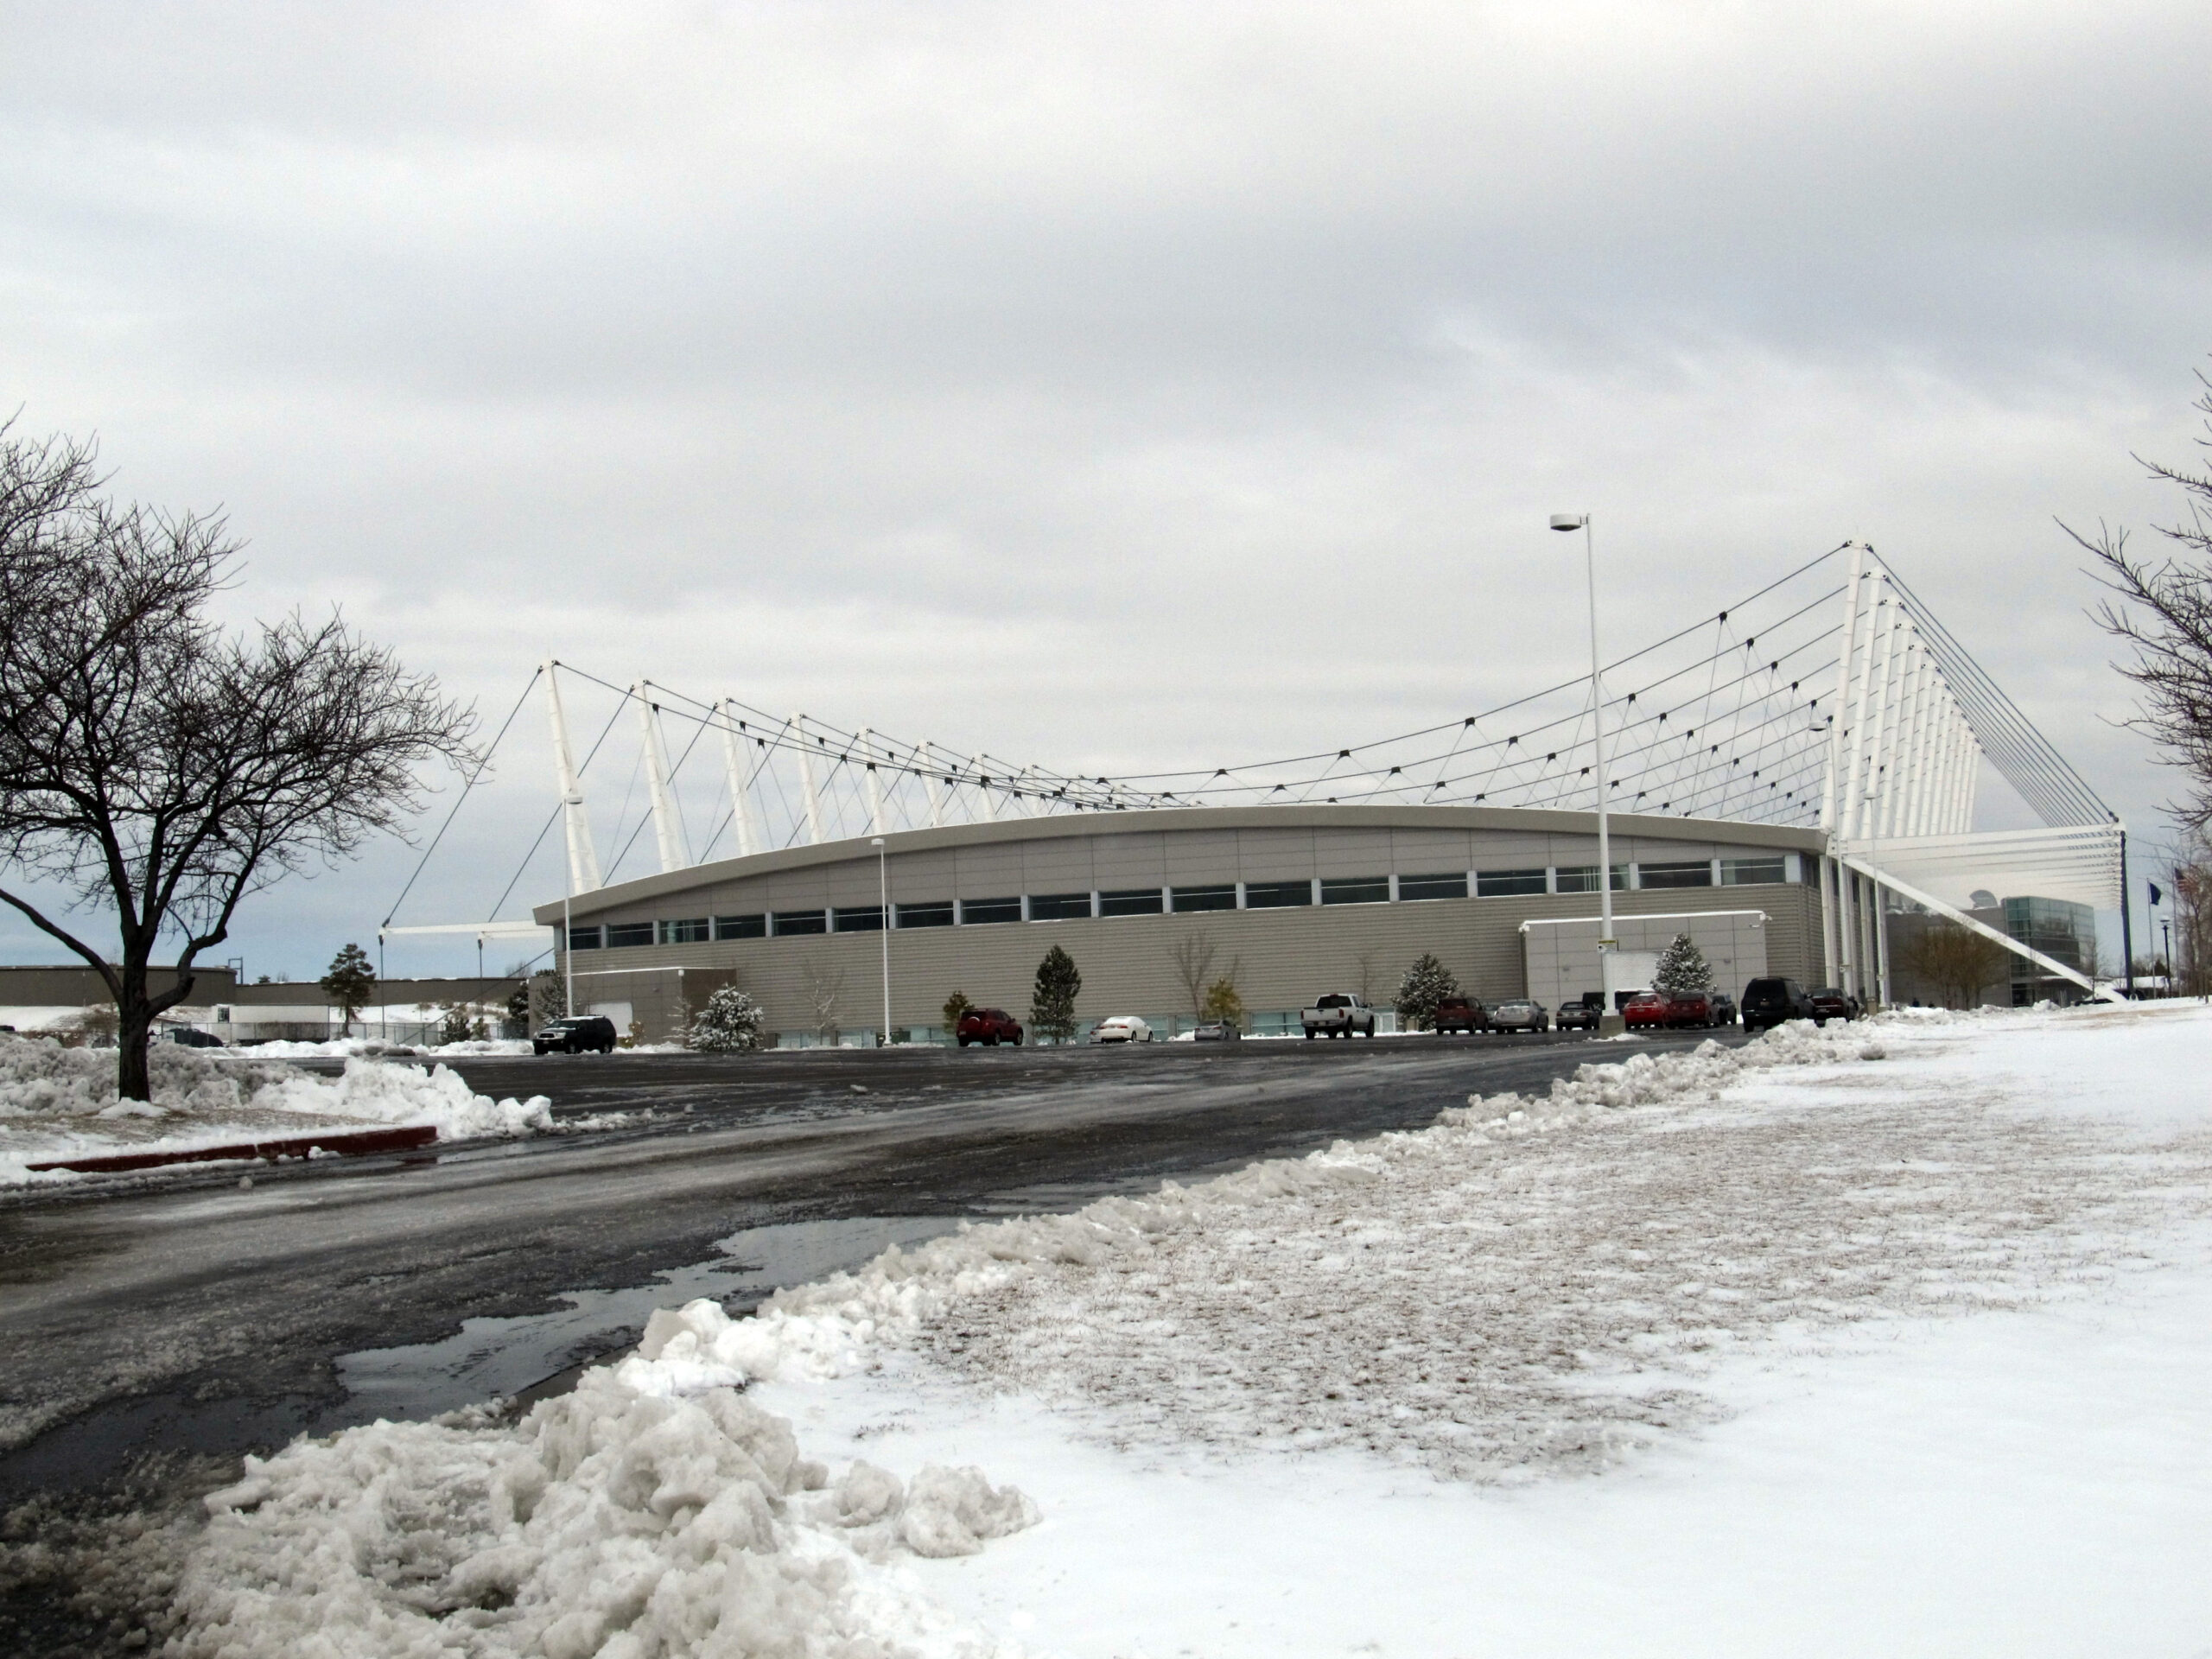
[3,1,2209,982]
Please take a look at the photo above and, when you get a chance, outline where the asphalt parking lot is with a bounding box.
[0,1029,1742,1508]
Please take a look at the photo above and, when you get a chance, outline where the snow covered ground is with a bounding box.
[0,1038,601,1184]
[160,1002,2212,1656]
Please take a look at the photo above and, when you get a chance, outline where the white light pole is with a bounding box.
[1552,512,1618,1029]
[872,836,891,1046]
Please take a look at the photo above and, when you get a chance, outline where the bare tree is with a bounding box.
[1353,946,1385,1004]
[803,958,846,1042]
[1896,921,2012,1009]
[2070,366,2212,829]
[0,424,476,1099]
[1168,932,1218,1020]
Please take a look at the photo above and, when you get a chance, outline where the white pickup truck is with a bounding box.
[1301,993,1378,1039]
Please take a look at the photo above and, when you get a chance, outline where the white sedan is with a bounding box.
[1092,1016,1154,1044]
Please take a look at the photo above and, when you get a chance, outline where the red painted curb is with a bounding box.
[28,1123,439,1174]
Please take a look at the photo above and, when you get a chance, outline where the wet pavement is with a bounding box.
[0,1031,1740,1503]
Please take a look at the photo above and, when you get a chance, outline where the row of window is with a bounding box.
[566,856,1794,950]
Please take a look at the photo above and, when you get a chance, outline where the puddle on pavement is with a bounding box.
[331,1215,962,1425]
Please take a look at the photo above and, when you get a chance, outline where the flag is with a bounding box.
[2149,881,2163,906]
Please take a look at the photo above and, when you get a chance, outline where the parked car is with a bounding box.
[1192,1020,1242,1042]
[956,1007,1024,1046]
[1555,1000,1600,1032]
[1432,996,1489,1034]
[1093,1015,1154,1044]
[1707,991,1738,1027]
[1740,976,1816,1033]
[1664,989,1714,1028]
[1623,990,1670,1032]
[533,1014,619,1054]
[1302,993,1378,1039]
[162,1027,225,1048]
[1491,998,1549,1033]
[1807,987,1858,1026]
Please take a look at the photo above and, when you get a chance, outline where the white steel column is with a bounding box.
[1904,674,1937,837]
[1960,731,1981,832]
[918,743,946,829]
[1932,708,1963,835]
[1854,577,1900,843]
[715,702,763,859]
[792,715,824,844]
[858,728,886,836]
[1888,636,1930,841]
[544,661,603,894]
[635,684,685,874]
[1817,546,1865,989]
[976,766,1000,823]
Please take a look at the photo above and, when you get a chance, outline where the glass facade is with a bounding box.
[960,896,1021,925]
[1397,872,1467,901]
[1638,860,1713,889]
[568,925,602,950]
[605,922,653,948]
[1100,887,1165,916]
[1320,876,1389,906]
[1475,868,1548,897]
[1243,880,1313,909]
[2003,896,2092,1003]
[658,918,711,944]
[771,909,826,936]
[1170,885,1237,912]
[1554,865,1630,893]
[895,900,955,928]
[1028,892,1094,921]
[832,906,883,932]
[715,913,766,939]
[1720,857,1788,886]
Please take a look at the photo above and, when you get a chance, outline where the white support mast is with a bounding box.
[1886,633,1928,841]
[545,661,603,895]
[1817,545,1866,989]
[635,683,685,874]
[976,763,1000,823]
[793,715,824,845]
[859,728,886,836]
[715,700,763,859]
[918,743,946,829]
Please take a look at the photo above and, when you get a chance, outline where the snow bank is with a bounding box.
[171,1367,1038,1657]
[0,1037,559,1182]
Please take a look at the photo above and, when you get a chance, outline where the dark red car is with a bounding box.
[956,1007,1024,1047]
[1623,990,1670,1031]
[1432,996,1489,1034]
[1664,990,1714,1028]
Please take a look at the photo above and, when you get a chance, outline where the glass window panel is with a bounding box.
[1638,861,1713,889]
[604,922,654,948]
[833,906,883,932]
[1099,887,1165,916]
[658,918,711,944]
[567,925,602,950]
[1320,876,1389,906]
[1396,873,1467,901]
[715,913,766,939]
[895,900,956,929]
[960,896,1021,925]
[1475,868,1548,897]
[1719,857,1788,887]
[1169,885,1237,912]
[1553,866,1629,893]
[1243,880,1312,909]
[1028,892,1093,921]
[772,909,827,936]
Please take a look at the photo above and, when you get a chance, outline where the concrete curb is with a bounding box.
[27,1123,439,1174]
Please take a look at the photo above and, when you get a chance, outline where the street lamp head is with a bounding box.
[870,836,885,847]
[1549,513,1587,531]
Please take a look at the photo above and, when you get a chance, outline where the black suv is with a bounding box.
[1740,977,1815,1033]
[533,1014,619,1054]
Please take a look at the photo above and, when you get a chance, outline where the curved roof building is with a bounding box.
[532,804,1827,1043]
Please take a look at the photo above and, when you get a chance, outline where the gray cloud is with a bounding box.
[2,1,2206,973]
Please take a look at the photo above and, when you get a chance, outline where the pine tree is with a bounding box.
[689,985,766,1052]
[1029,945,1082,1045]
[1394,952,1460,1031]
[1200,976,1245,1028]
[1652,932,1714,995]
[320,943,376,1034]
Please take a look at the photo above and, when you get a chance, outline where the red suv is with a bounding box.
[956,1007,1024,1047]
[1432,996,1489,1034]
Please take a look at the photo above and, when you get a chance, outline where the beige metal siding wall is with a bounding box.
[544,808,1827,1039]
[571,880,1824,1041]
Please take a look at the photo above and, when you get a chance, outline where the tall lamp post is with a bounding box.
[1551,512,1619,1032]
[871,836,891,1046]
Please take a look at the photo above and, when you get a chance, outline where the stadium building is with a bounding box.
[531,804,1830,1044]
